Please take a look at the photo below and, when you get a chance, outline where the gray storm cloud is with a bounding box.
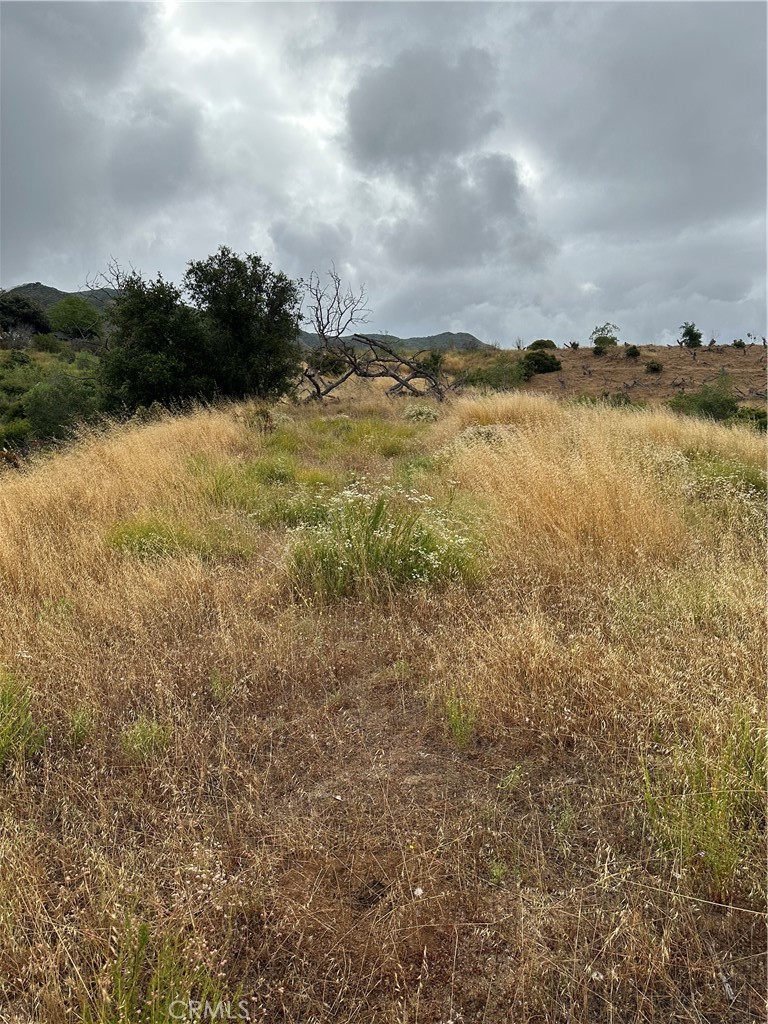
[0,1,764,343]
[107,89,208,209]
[345,47,501,176]
[384,153,552,271]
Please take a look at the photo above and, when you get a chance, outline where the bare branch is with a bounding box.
[299,267,456,402]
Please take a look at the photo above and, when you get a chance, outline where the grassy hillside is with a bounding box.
[0,389,765,1022]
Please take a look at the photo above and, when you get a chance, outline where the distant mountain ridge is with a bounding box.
[7,283,492,351]
[6,282,118,313]
[299,329,491,352]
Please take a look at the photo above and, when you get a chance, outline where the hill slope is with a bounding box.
[0,391,764,1021]
[6,282,119,313]
[299,328,492,350]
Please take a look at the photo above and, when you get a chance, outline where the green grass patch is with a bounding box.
[120,716,173,764]
[683,450,767,496]
[0,673,46,767]
[80,917,233,1024]
[69,707,95,750]
[643,712,766,899]
[106,516,255,561]
[443,692,477,749]
[201,456,343,528]
[289,485,480,602]
[308,416,418,458]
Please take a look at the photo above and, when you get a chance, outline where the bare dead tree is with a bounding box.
[300,266,456,402]
[82,257,139,352]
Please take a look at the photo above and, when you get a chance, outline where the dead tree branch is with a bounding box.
[300,266,456,402]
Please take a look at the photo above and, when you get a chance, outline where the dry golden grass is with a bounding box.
[0,387,764,1022]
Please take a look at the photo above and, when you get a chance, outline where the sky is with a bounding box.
[1,1,765,346]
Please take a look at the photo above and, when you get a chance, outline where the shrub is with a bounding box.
[289,486,478,601]
[0,674,46,767]
[120,716,173,763]
[625,344,641,359]
[521,350,561,377]
[669,374,738,422]
[527,339,557,351]
[0,417,32,445]
[645,359,663,374]
[305,347,348,376]
[729,406,767,432]
[32,333,67,354]
[0,292,51,334]
[732,339,746,349]
[464,356,527,391]
[404,403,440,423]
[24,373,101,439]
[592,341,615,357]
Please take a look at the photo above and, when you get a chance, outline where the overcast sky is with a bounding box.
[1,1,765,345]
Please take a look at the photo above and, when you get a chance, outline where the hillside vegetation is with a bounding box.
[0,388,765,1022]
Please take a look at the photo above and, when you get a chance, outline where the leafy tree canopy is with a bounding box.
[49,295,103,339]
[0,291,51,334]
[679,322,703,348]
[100,273,216,412]
[589,322,620,348]
[183,246,302,400]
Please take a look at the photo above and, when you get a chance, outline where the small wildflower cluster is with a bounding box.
[288,482,477,600]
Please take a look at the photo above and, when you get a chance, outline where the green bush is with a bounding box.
[669,374,738,422]
[289,486,478,601]
[106,516,253,561]
[732,339,746,349]
[0,417,31,445]
[625,345,641,359]
[592,341,616,357]
[729,406,767,432]
[465,356,527,391]
[32,333,67,354]
[404,403,440,422]
[520,350,561,378]
[527,339,557,351]
[24,373,101,439]
[0,292,51,334]
[590,322,620,352]
[645,360,663,374]
[305,347,348,376]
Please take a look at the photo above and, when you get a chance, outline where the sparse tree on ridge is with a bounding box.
[679,322,703,348]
